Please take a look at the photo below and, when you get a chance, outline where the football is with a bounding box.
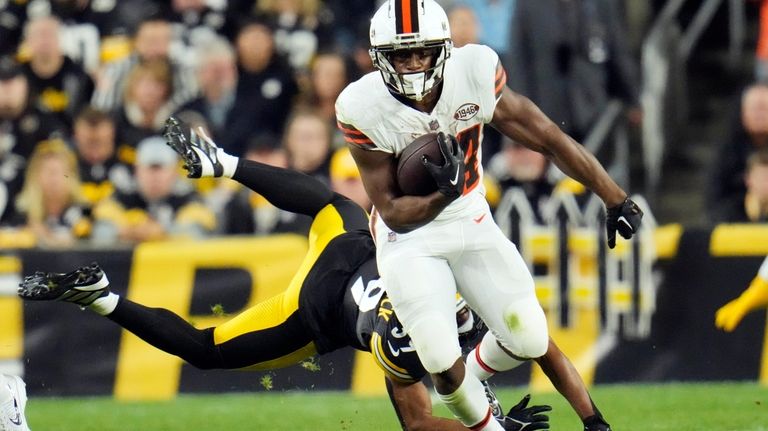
[396,133,444,196]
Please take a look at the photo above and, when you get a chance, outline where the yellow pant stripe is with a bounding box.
[214,293,289,344]
[282,204,346,314]
[239,342,318,371]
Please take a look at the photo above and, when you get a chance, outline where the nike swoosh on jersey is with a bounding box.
[473,214,486,223]
[387,340,401,357]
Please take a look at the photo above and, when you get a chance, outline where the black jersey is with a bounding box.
[297,228,377,354]
[296,225,428,382]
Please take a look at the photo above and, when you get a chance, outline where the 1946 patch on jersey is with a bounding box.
[454,103,479,120]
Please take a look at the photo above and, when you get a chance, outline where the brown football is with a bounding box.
[396,133,444,196]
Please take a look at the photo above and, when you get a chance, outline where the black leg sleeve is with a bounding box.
[107,297,227,369]
[232,159,335,217]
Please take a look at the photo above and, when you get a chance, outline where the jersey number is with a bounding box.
[456,124,482,195]
[350,277,385,312]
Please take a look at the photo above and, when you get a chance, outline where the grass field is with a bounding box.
[26,381,766,430]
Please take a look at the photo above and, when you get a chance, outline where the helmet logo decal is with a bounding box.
[395,0,419,34]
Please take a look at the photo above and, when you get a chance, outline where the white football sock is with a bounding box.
[218,149,238,178]
[467,331,526,381]
[437,371,503,430]
[88,292,120,316]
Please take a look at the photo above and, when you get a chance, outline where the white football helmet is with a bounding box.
[369,0,452,101]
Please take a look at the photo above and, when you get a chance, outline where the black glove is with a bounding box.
[605,197,643,249]
[583,414,612,431]
[499,394,551,431]
[422,132,465,199]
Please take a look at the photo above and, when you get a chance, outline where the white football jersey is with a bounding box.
[336,44,506,218]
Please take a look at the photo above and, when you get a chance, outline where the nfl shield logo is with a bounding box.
[388,231,397,242]
[429,119,439,131]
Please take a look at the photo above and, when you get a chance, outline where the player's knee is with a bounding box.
[497,302,549,359]
[408,318,462,374]
[185,328,226,370]
[420,347,461,374]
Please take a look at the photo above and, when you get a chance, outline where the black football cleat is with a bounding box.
[18,262,109,307]
[162,116,224,178]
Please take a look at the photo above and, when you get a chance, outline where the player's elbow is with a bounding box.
[377,209,417,234]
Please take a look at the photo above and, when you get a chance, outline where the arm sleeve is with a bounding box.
[231,159,335,217]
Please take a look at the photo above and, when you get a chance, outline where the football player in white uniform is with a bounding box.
[335,1,642,430]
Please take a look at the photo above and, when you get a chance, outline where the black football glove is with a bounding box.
[499,394,551,431]
[605,197,643,249]
[583,414,612,431]
[422,132,465,199]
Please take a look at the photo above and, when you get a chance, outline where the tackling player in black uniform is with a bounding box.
[18,117,610,431]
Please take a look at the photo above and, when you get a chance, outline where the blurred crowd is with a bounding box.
[0,0,762,249]
[0,0,379,247]
[707,0,768,223]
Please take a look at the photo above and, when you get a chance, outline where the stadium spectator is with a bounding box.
[12,1,104,76]
[329,147,371,212]
[348,23,375,76]
[707,83,768,223]
[20,15,95,131]
[113,59,176,165]
[37,0,166,42]
[743,147,768,222]
[487,138,555,224]
[12,139,92,248]
[461,0,515,60]
[221,132,311,235]
[177,37,266,157]
[72,107,133,206]
[233,17,299,149]
[282,108,332,184]
[91,18,197,112]
[163,0,227,56]
[716,254,768,332]
[298,51,352,132]
[511,0,641,141]
[91,136,214,244]
[448,4,480,49]
[254,0,335,72]
[0,56,66,224]
[18,118,613,431]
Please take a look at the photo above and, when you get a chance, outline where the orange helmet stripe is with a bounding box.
[395,0,419,35]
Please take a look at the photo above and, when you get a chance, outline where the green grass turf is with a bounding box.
[25,381,767,430]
